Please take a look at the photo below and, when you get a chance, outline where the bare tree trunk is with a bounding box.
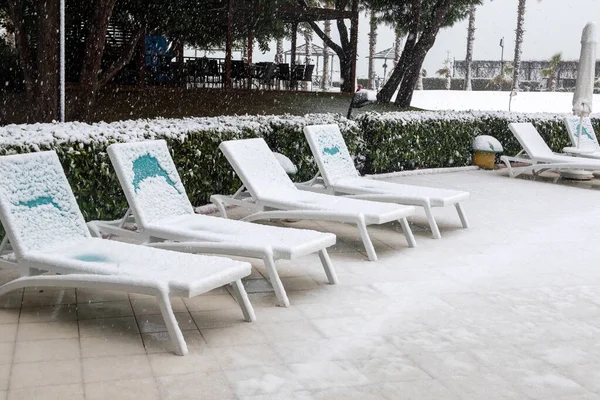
[417,70,423,90]
[275,38,284,64]
[377,0,421,102]
[74,0,118,121]
[393,32,404,68]
[35,0,60,122]
[367,10,377,90]
[394,0,453,107]
[7,0,59,122]
[321,19,331,89]
[512,0,527,91]
[464,5,476,91]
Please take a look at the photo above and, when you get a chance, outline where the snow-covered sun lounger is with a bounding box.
[501,122,600,178]
[563,117,600,158]
[212,138,417,262]
[301,124,470,239]
[89,140,337,308]
[0,151,255,356]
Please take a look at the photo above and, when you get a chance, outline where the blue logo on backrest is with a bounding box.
[132,154,180,193]
[323,146,340,156]
[16,196,64,212]
[575,122,594,141]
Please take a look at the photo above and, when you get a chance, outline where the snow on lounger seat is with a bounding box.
[215,138,417,262]
[302,124,470,239]
[95,140,337,308]
[0,151,255,356]
[501,122,600,178]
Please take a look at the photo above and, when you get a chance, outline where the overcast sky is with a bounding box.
[196,0,599,81]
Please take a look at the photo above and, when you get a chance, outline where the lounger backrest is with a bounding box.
[219,138,297,199]
[0,151,90,258]
[508,123,555,159]
[304,124,359,185]
[107,140,194,227]
[564,117,598,150]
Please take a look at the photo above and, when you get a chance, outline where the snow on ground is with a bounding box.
[410,90,600,114]
[2,169,600,399]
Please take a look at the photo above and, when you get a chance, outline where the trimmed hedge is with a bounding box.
[0,111,598,237]
[358,111,600,174]
[0,115,358,224]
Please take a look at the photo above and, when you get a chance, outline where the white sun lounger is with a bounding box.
[0,151,255,356]
[301,124,470,239]
[563,117,600,158]
[89,140,337,308]
[212,138,417,262]
[501,122,600,178]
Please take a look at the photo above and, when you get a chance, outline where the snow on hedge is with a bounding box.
[359,110,598,124]
[4,111,598,150]
[0,114,356,149]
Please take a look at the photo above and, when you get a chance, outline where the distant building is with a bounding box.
[453,60,600,90]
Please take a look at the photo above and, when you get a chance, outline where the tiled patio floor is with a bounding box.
[1,169,600,400]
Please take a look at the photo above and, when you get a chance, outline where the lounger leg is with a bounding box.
[156,291,188,356]
[399,218,417,248]
[318,249,338,285]
[455,203,470,229]
[356,218,378,262]
[212,197,228,219]
[231,279,256,321]
[263,255,290,307]
[424,205,442,239]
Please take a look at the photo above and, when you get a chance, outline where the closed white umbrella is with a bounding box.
[573,22,597,147]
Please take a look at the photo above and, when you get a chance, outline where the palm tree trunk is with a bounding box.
[367,10,378,90]
[303,25,313,90]
[464,5,476,91]
[322,19,331,89]
[512,0,527,91]
[275,38,284,64]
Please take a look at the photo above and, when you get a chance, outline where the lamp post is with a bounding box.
[499,37,505,74]
[59,0,65,122]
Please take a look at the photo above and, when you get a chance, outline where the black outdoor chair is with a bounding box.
[291,64,305,90]
[302,64,315,91]
[277,63,290,90]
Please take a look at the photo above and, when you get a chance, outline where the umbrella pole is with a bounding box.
[577,113,584,149]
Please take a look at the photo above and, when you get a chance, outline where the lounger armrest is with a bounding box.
[563,147,596,155]
[144,241,271,259]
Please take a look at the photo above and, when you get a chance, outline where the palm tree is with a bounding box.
[417,69,426,90]
[301,23,313,90]
[489,64,514,90]
[367,9,378,90]
[436,67,451,90]
[321,0,333,89]
[512,0,527,91]
[275,38,284,64]
[464,5,477,91]
[541,52,562,91]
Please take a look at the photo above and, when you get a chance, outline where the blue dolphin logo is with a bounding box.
[132,154,180,193]
[575,123,594,141]
[323,146,340,156]
[16,196,64,211]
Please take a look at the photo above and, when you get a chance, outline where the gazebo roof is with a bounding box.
[369,47,395,60]
[284,43,334,56]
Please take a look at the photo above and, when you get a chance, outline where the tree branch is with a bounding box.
[99,27,145,87]
[307,20,343,56]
